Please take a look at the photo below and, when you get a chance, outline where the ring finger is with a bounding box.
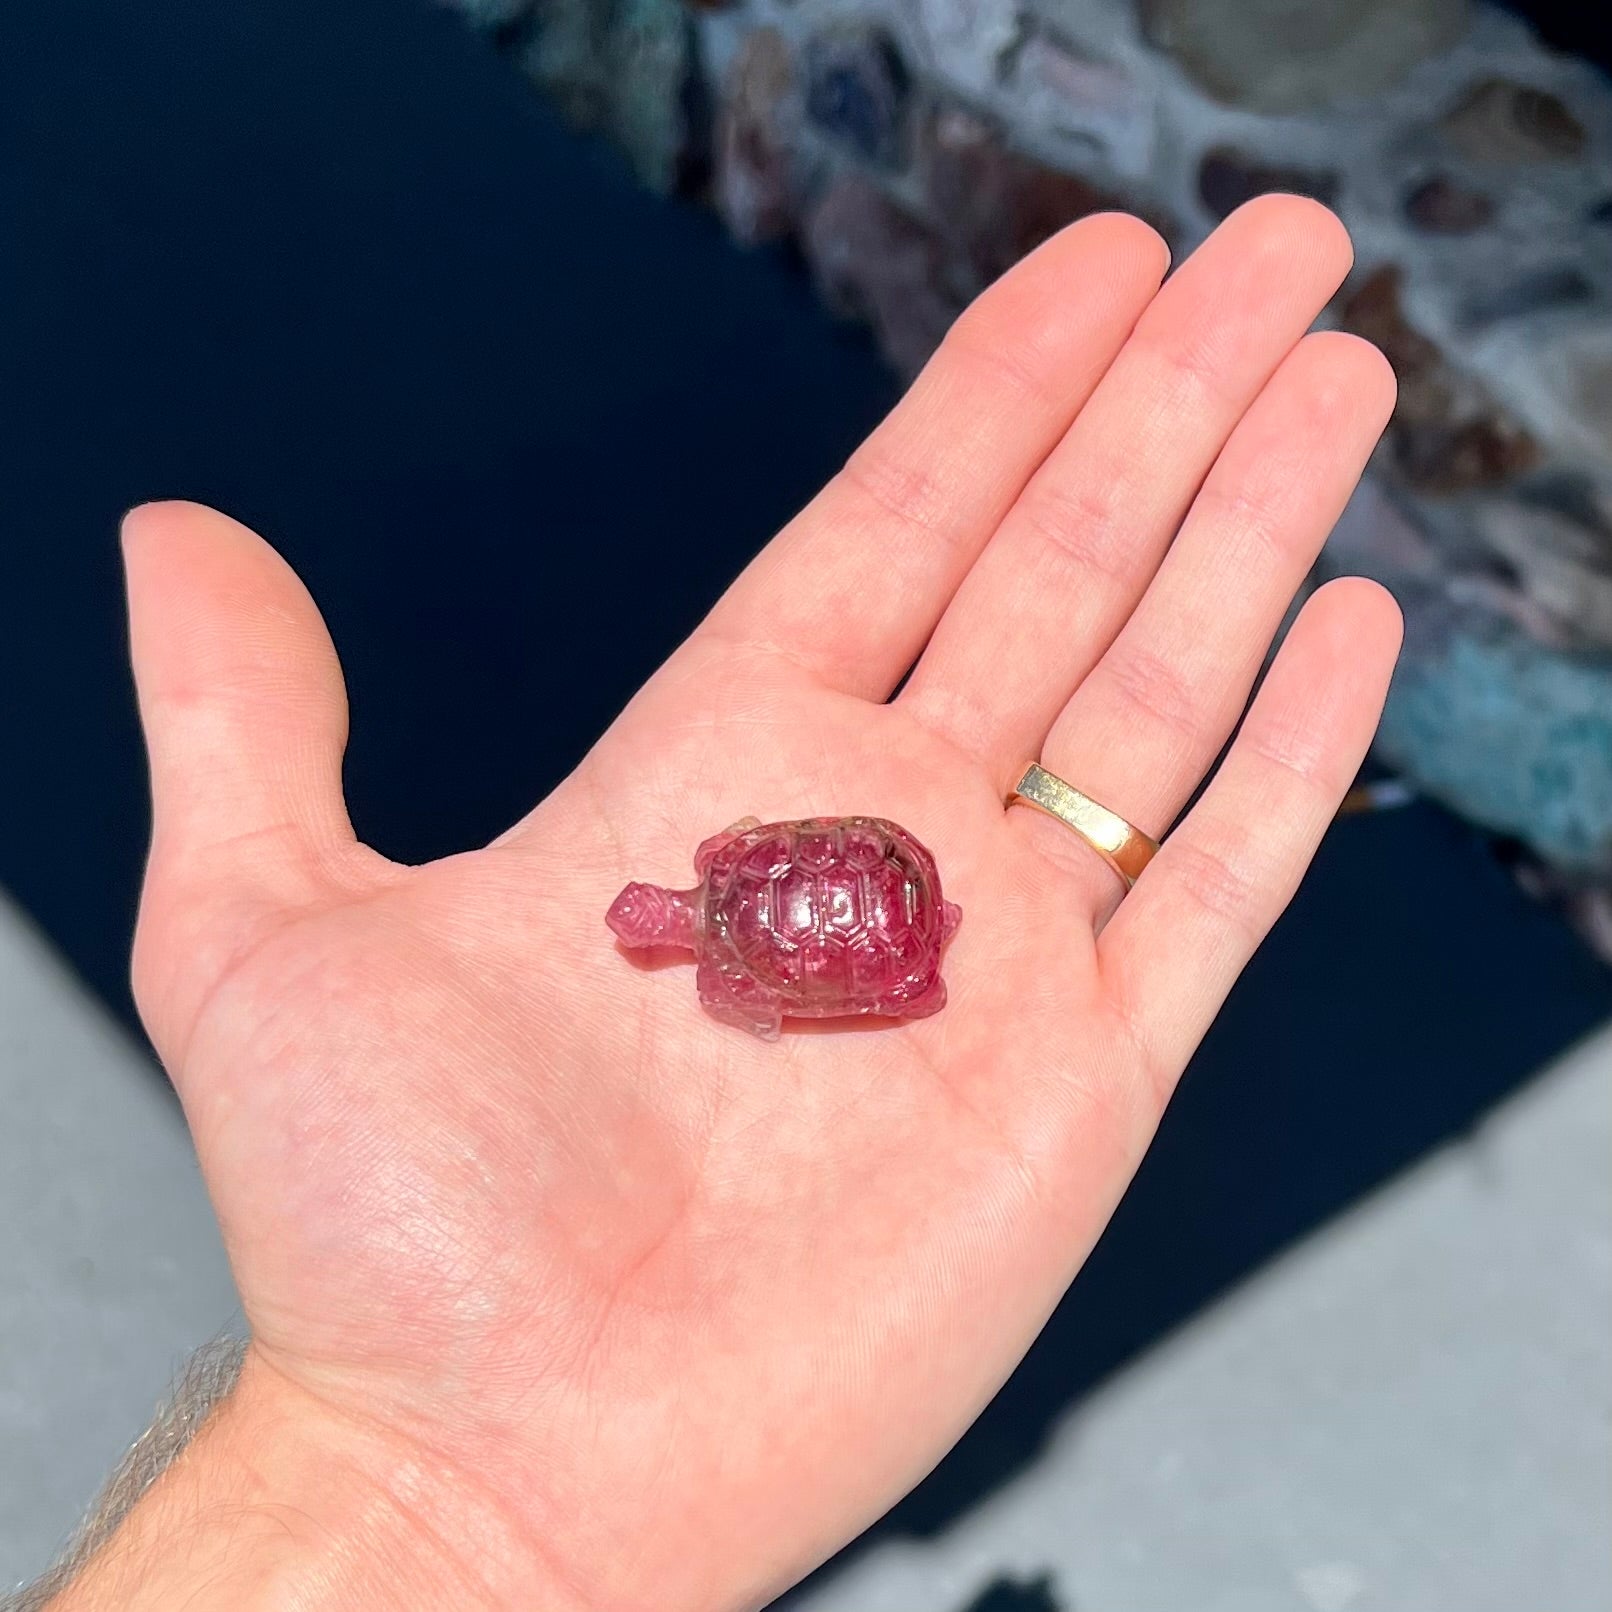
[1015,329,1397,916]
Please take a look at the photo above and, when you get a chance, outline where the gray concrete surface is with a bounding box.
[800,1034,1612,1612]
[0,894,237,1590]
[1,887,1607,1606]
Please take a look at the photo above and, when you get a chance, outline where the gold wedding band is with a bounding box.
[1006,763,1158,891]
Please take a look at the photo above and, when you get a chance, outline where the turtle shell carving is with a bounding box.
[605,815,961,1040]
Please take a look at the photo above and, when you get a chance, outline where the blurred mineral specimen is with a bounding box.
[715,28,798,244]
[1197,145,1339,220]
[1458,266,1595,331]
[1326,480,1612,874]
[1339,265,1538,494]
[907,0,1021,103]
[804,176,961,376]
[922,107,1126,287]
[1439,78,1587,164]
[1468,487,1612,650]
[523,0,692,190]
[1472,321,1612,478]
[1009,33,1157,180]
[1378,593,1612,873]
[1140,0,1469,112]
[1403,175,1495,234]
[804,27,912,170]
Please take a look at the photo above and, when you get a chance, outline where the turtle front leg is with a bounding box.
[693,816,763,877]
[697,961,783,1042]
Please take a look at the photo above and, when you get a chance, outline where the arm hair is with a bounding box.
[1,1335,247,1611]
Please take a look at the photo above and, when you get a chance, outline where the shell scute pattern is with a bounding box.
[706,816,942,1008]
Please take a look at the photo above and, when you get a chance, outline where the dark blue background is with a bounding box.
[1,0,1607,1591]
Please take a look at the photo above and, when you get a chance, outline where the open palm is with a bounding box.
[123,198,1400,1612]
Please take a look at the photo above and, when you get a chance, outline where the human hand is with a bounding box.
[89,196,1398,1611]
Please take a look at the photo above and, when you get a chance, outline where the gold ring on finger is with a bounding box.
[1005,762,1159,892]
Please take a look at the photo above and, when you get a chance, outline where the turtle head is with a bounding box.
[606,882,695,950]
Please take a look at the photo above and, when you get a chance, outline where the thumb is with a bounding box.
[122,501,358,1056]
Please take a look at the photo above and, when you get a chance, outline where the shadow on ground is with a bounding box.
[960,1574,1063,1612]
[1,0,1608,1588]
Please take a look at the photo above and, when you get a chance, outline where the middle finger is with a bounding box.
[898,196,1354,779]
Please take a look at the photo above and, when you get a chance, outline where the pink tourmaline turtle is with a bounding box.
[606,815,961,1040]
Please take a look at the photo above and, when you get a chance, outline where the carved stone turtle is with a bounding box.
[606,815,961,1040]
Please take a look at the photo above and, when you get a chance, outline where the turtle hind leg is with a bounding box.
[697,961,783,1042]
[891,976,947,1020]
[694,816,763,877]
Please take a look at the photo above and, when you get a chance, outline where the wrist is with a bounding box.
[49,1345,586,1612]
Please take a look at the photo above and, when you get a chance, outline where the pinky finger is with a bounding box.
[1097,577,1402,1091]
